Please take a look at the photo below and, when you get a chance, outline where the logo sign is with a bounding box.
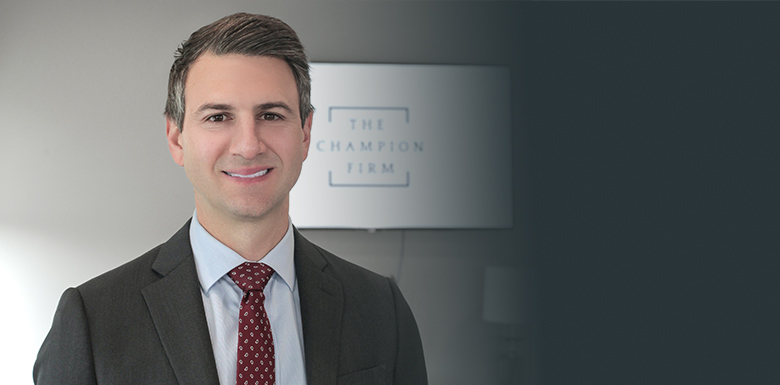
[290,63,512,229]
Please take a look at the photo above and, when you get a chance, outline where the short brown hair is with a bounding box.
[164,13,312,131]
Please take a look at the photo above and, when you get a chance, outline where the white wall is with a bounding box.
[0,2,526,384]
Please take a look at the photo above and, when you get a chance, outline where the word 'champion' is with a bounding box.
[316,140,424,153]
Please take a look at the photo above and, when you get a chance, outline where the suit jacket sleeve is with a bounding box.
[389,278,427,385]
[34,288,97,385]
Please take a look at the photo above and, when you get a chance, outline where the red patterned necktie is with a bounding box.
[229,262,276,385]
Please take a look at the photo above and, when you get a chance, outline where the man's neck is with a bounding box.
[194,205,289,262]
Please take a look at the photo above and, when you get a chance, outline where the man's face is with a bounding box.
[167,53,311,225]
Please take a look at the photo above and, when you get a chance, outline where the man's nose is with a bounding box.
[230,118,266,159]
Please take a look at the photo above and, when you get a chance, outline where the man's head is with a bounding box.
[164,13,313,234]
[164,13,312,131]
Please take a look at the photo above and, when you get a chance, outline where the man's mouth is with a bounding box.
[223,169,269,178]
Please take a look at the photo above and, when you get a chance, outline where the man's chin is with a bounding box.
[225,201,286,223]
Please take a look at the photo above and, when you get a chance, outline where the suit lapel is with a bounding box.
[294,230,344,385]
[142,220,220,385]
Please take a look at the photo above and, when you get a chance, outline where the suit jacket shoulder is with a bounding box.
[294,231,428,385]
[35,220,220,385]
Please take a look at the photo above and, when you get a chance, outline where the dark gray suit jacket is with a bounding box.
[34,220,427,384]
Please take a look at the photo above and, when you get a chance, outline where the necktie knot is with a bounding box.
[229,262,275,293]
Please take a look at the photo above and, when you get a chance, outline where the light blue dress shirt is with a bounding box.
[189,211,307,385]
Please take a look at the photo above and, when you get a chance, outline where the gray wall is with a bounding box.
[0,2,525,384]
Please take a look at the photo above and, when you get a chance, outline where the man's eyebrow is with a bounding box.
[194,102,294,114]
[255,102,294,114]
[195,103,235,114]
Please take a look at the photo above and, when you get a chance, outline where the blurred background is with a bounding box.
[2,1,780,385]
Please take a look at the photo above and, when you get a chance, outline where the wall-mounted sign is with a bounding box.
[290,63,512,229]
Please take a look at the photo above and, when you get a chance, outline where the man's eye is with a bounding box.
[260,113,281,121]
[207,114,226,122]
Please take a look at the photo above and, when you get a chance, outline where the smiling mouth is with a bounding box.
[224,169,269,178]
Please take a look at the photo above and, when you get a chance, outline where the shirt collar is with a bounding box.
[190,210,296,293]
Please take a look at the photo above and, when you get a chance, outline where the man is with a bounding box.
[34,13,427,385]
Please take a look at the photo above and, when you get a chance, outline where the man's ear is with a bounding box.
[301,111,313,161]
[166,118,185,167]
